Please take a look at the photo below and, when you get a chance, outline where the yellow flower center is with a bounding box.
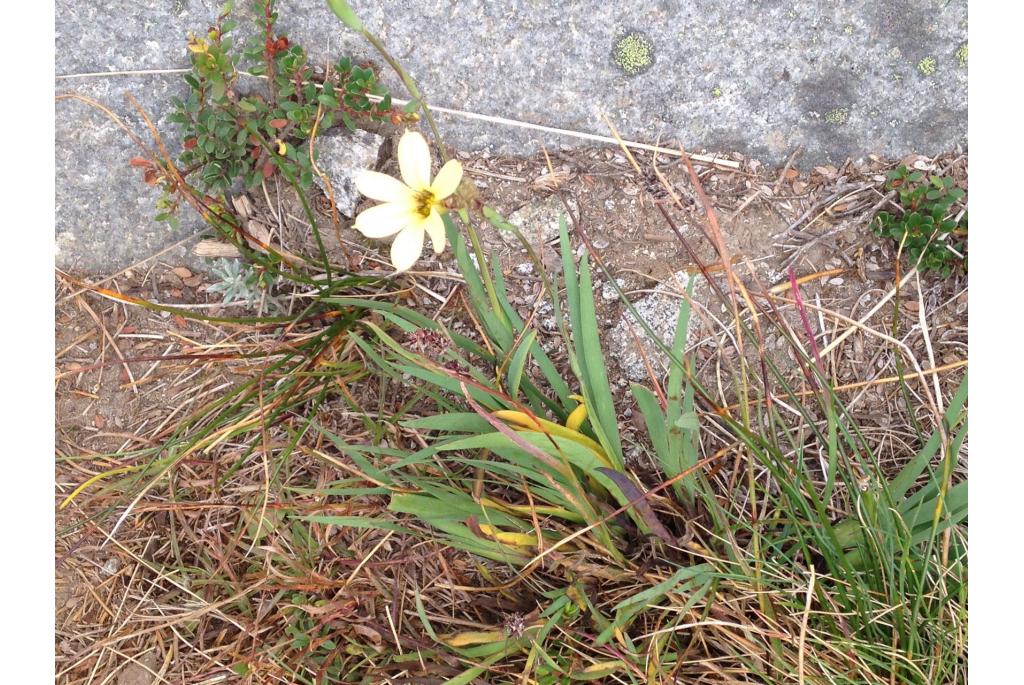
[414,189,437,219]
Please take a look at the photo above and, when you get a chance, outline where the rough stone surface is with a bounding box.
[55,0,967,273]
[272,0,967,165]
[502,196,578,247]
[312,129,385,219]
[607,272,693,382]
[55,75,203,274]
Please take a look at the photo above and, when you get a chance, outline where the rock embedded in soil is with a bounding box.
[607,271,695,382]
[312,129,384,219]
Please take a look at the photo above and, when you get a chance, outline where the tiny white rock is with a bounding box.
[514,262,534,275]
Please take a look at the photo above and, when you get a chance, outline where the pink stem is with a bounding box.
[788,266,825,383]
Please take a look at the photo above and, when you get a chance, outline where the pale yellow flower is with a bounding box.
[353,131,463,273]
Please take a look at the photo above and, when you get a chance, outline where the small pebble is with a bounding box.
[514,262,534,275]
[101,558,120,576]
[829,277,845,285]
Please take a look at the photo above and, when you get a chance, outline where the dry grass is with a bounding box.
[56,146,966,684]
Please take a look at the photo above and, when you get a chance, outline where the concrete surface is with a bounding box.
[55,0,967,273]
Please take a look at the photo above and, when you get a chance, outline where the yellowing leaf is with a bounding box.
[477,524,537,548]
[442,630,506,647]
[582,660,625,676]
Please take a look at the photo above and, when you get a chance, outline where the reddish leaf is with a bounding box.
[129,157,151,168]
[183,137,198,150]
[266,35,289,57]
[268,118,288,129]
[262,160,275,178]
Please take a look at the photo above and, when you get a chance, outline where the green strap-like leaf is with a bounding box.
[325,0,364,31]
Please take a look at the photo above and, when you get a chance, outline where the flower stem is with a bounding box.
[358,27,504,317]
[359,29,447,163]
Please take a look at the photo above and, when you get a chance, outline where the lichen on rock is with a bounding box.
[611,31,655,76]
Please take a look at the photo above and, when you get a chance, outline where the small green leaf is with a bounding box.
[674,412,699,430]
[318,93,339,108]
[210,79,226,101]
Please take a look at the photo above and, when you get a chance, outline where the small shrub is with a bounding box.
[167,3,405,197]
[872,165,967,275]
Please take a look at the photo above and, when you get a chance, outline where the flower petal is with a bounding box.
[390,225,425,272]
[430,159,463,200]
[355,171,413,203]
[353,202,410,238]
[398,131,432,190]
[422,209,446,254]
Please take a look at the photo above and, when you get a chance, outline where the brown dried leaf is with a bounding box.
[352,623,382,646]
[532,170,572,192]
[595,467,674,544]
[814,165,838,179]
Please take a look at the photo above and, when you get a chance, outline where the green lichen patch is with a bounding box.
[956,43,968,67]
[825,107,849,125]
[711,86,723,98]
[917,56,937,76]
[611,31,655,76]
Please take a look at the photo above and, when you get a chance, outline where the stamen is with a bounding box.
[414,190,435,219]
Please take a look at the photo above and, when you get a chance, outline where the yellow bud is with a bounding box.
[565,395,588,431]
[276,140,287,155]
